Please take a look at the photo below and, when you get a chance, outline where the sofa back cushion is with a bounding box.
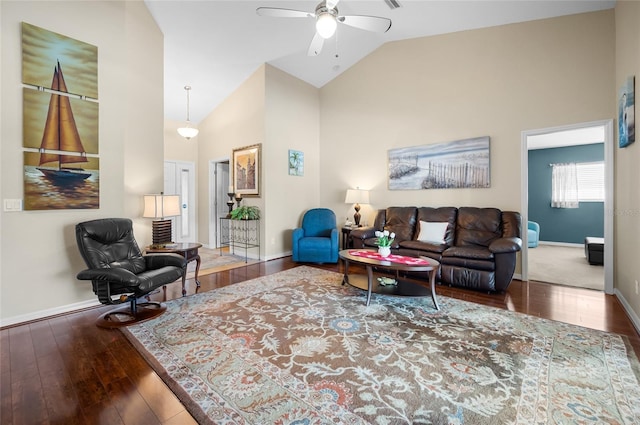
[415,207,457,246]
[455,207,502,248]
[384,207,417,242]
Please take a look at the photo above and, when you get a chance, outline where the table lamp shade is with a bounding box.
[344,189,369,226]
[143,194,181,245]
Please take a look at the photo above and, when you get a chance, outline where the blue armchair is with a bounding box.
[292,208,339,263]
[528,221,540,248]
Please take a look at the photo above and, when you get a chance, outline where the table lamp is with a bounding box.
[143,193,181,247]
[344,188,370,227]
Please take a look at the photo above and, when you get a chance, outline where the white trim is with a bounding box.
[614,289,640,336]
[538,241,584,248]
[0,299,101,328]
[521,119,613,294]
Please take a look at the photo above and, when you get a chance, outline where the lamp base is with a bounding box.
[151,219,173,246]
[353,204,362,227]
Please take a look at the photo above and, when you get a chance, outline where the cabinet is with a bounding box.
[219,218,260,262]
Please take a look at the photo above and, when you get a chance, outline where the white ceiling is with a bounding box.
[144,0,616,124]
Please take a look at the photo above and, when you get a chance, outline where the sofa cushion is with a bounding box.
[416,207,457,245]
[384,207,417,242]
[416,221,449,244]
[399,239,447,254]
[443,246,495,261]
[455,207,502,248]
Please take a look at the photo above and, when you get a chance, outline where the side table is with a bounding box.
[341,226,359,249]
[146,242,202,296]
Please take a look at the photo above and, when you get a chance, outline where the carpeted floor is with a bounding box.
[528,244,604,291]
[186,247,259,279]
[122,266,640,424]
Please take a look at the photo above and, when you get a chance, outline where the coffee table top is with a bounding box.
[339,249,439,272]
[146,242,202,253]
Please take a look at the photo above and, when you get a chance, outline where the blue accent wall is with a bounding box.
[528,143,604,244]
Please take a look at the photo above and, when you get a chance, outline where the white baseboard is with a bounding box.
[0,299,101,328]
[539,241,584,248]
[614,289,640,336]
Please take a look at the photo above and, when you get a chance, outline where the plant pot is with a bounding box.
[378,246,391,257]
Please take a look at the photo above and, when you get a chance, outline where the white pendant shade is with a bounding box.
[177,124,199,139]
[178,85,199,139]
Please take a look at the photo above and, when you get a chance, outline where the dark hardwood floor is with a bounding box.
[2,257,639,425]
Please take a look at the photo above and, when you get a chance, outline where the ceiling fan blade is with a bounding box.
[256,7,313,19]
[326,0,340,9]
[307,32,325,56]
[338,15,392,33]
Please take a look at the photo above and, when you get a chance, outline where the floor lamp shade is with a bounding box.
[344,189,370,226]
[143,194,181,245]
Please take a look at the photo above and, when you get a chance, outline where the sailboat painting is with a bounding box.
[21,22,99,210]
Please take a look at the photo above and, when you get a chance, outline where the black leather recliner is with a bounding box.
[75,218,187,328]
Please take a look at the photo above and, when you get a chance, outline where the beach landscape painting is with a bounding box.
[388,136,490,190]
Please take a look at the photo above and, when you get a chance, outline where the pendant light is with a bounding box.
[177,85,199,140]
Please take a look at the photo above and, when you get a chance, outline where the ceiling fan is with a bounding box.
[256,0,392,56]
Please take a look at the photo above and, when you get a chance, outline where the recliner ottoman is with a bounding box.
[584,237,604,265]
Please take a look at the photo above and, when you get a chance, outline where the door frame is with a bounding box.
[208,157,230,248]
[520,119,614,294]
[164,160,196,243]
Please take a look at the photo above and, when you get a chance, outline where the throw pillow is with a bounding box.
[417,221,449,244]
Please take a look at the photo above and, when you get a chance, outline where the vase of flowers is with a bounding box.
[375,230,395,257]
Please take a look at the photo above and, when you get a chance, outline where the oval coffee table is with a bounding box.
[339,249,440,309]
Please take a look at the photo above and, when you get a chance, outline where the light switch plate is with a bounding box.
[3,199,23,212]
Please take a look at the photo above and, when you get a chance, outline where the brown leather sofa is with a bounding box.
[349,206,522,292]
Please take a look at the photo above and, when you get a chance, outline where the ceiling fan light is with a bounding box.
[177,123,199,139]
[316,13,337,39]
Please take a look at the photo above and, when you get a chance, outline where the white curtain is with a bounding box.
[551,163,579,208]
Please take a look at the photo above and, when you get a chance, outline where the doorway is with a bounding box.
[520,120,613,294]
[208,159,230,248]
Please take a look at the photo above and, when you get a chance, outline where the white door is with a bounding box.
[164,161,196,242]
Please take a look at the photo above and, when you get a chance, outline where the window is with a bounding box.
[576,162,604,202]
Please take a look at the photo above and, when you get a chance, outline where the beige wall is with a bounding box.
[0,1,164,325]
[319,10,615,226]
[189,64,320,259]
[264,65,320,257]
[615,1,640,323]
[196,65,266,250]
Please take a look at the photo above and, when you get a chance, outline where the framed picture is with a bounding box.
[232,143,261,197]
[618,76,635,148]
[388,136,490,190]
[288,149,304,176]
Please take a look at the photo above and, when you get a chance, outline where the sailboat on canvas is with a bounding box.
[36,60,91,182]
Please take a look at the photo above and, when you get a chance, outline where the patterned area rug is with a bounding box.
[122,266,640,424]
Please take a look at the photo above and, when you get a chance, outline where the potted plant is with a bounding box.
[230,205,261,220]
[374,230,395,257]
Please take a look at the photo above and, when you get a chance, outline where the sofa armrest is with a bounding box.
[349,226,377,247]
[489,237,522,254]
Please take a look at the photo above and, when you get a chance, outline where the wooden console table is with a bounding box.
[146,242,202,295]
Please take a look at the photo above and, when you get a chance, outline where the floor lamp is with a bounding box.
[143,193,181,248]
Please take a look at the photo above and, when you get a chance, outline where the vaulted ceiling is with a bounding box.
[144,0,615,124]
